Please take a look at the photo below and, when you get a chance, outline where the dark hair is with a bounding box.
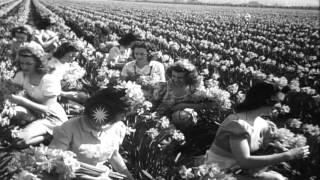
[118,33,137,47]
[166,60,200,86]
[235,82,281,112]
[11,25,33,42]
[53,42,81,59]
[131,41,153,61]
[84,88,129,124]
[18,43,53,74]
[95,21,111,35]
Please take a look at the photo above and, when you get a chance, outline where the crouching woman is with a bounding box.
[49,87,134,180]
[204,82,310,180]
[10,42,67,147]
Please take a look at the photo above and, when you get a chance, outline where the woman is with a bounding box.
[121,41,165,83]
[47,41,81,81]
[49,87,134,180]
[10,42,68,147]
[107,33,137,69]
[47,41,87,103]
[152,59,205,130]
[204,82,310,180]
[93,21,111,52]
[10,25,38,62]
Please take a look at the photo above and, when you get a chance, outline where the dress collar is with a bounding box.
[79,115,93,133]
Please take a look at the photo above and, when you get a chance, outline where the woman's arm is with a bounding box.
[60,91,89,104]
[109,150,134,180]
[10,94,56,115]
[230,136,309,169]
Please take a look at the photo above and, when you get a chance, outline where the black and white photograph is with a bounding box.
[0,0,319,179]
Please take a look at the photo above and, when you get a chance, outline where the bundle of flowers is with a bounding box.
[145,116,186,146]
[0,100,17,127]
[9,145,126,180]
[115,81,146,113]
[179,164,236,180]
[96,65,121,88]
[268,128,307,152]
[192,85,232,110]
[9,145,80,180]
[0,79,23,110]
[62,61,86,90]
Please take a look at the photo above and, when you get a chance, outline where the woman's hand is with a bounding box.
[285,146,310,160]
[61,91,89,104]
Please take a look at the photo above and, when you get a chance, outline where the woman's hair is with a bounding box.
[52,41,81,59]
[84,88,129,124]
[118,33,138,47]
[235,82,281,112]
[95,21,111,35]
[18,43,53,74]
[11,25,33,42]
[131,41,153,61]
[166,59,200,86]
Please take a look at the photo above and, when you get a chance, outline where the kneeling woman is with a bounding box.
[205,82,309,180]
[10,43,68,146]
[49,88,134,180]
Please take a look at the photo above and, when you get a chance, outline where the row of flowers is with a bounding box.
[0,0,23,18]
[32,1,320,179]
[39,0,319,93]
[0,0,320,179]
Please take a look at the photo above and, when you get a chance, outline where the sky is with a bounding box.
[196,0,319,7]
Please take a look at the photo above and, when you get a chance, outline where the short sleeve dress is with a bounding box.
[205,114,277,170]
[46,57,69,81]
[121,60,166,82]
[12,71,68,134]
[50,116,126,166]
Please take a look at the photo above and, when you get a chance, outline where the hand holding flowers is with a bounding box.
[266,127,310,160]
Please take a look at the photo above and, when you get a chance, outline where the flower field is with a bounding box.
[0,0,319,179]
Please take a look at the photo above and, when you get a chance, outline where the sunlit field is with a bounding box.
[1,0,319,179]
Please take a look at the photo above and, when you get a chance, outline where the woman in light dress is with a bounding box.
[50,87,134,180]
[204,82,310,180]
[10,42,67,147]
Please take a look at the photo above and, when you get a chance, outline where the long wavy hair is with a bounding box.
[17,43,53,74]
[166,59,200,86]
[52,41,81,59]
